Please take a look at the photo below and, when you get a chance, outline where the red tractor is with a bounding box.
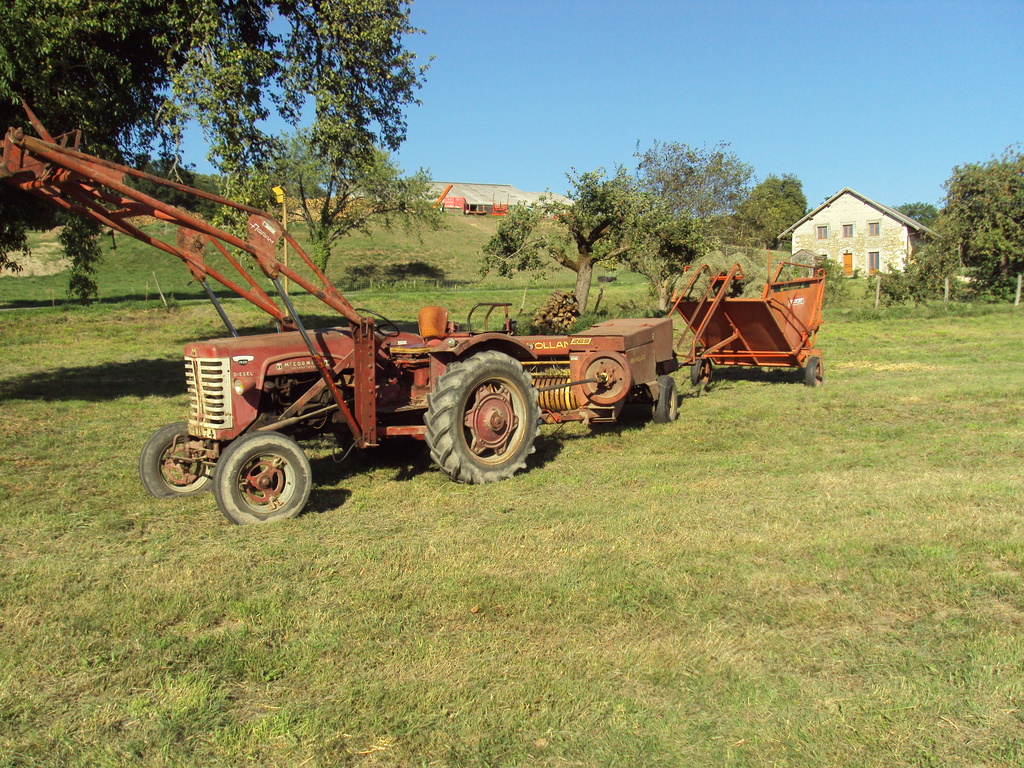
[1,106,679,523]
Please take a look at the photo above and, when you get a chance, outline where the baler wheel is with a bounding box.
[139,421,211,498]
[652,375,679,423]
[212,432,312,524]
[424,351,540,484]
[804,356,823,387]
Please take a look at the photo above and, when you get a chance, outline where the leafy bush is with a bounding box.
[816,257,852,306]
[873,242,970,306]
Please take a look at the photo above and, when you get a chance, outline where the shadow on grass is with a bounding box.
[531,406,654,465]
[302,437,434,515]
[701,365,807,392]
[0,358,186,401]
[305,426,573,515]
[0,288,233,311]
[344,260,448,287]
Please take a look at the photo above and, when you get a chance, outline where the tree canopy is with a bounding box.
[733,174,807,248]
[482,169,636,313]
[482,167,710,312]
[617,195,709,310]
[895,202,940,229]
[939,147,1024,297]
[0,0,428,294]
[634,140,754,230]
[273,131,443,273]
[879,148,1023,304]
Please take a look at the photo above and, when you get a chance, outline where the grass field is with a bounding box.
[0,214,546,309]
[1,221,1023,766]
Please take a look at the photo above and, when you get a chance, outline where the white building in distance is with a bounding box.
[779,188,933,275]
[429,182,569,215]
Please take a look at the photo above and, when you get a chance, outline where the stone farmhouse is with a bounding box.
[778,188,933,275]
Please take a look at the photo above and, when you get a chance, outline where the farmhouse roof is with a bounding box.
[778,187,935,239]
[428,182,569,207]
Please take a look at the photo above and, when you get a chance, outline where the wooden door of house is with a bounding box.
[843,253,854,276]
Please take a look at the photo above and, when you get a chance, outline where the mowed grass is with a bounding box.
[1,272,1024,766]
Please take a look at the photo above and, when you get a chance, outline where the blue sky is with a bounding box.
[386,0,1023,209]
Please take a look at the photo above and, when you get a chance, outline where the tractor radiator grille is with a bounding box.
[185,356,233,436]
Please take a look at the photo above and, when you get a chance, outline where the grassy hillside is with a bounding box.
[0,282,1023,765]
[0,213,600,311]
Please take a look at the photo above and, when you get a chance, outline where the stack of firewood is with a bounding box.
[533,290,580,333]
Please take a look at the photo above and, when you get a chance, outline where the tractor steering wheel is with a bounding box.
[356,308,401,337]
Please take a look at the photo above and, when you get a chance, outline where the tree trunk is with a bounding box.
[573,257,595,312]
[308,225,332,273]
[656,279,671,312]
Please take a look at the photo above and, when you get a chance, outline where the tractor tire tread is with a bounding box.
[424,351,539,485]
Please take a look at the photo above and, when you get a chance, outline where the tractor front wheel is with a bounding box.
[424,351,541,484]
[139,421,211,498]
[212,432,312,525]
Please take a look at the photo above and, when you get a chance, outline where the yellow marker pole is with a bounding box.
[272,186,289,294]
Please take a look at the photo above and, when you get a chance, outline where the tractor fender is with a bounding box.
[430,332,538,364]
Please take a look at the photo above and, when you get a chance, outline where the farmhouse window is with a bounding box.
[816,225,828,239]
[868,251,880,273]
[842,224,854,238]
[868,221,881,236]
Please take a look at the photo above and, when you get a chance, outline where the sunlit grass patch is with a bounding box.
[2,290,1024,766]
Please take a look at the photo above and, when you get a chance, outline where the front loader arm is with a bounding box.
[0,105,379,448]
[0,125,363,326]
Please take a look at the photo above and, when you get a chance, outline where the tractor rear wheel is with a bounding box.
[652,375,679,423]
[424,351,540,484]
[139,421,211,498]
[212,432,312,525]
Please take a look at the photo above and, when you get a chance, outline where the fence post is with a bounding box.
[1016,273,1022,307]
[944,277,950,304]
[153,271,168,308]
[875,275,881,309]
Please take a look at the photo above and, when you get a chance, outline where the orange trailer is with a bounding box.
[667,261,826,387]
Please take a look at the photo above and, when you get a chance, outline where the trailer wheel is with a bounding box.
[652,375,679,423]
[425,350,540,484]
[139,421,211,498]
[212,432,312,525]
[690,357,712,387]
[804,356,823,387]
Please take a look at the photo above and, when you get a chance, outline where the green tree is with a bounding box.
[128,155,221,220]
[733,174,808,248]
[634,140,754,238]
[939,147,1024,299]
[618,195,709,310]
[483,168,636,312]
[61,217,103,304]
[895,202,940,228]
[483,168,708,312]
[0,0,186,287]
[273,131,442,273]
[0,0,427,297]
